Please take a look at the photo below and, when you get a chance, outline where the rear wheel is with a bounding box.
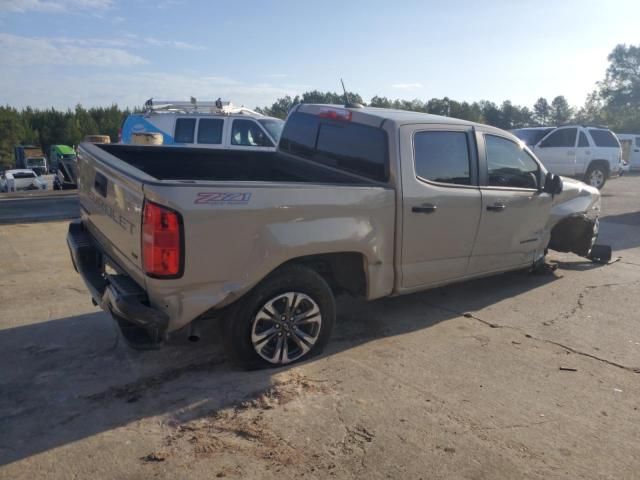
[585,164,607,189]
[223,265,335,369]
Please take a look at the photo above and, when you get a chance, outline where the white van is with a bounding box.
[616,133,640,171]
[120,99,284,151]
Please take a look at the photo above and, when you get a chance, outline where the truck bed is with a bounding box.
[97,144,375,185]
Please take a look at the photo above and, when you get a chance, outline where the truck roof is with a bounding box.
[295,104,507,135]
[52,145,76,154]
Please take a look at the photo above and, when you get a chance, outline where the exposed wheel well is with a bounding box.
[279,252,368,297]
[587,160,610,175]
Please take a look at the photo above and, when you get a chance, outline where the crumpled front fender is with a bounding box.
[547,177,601,257]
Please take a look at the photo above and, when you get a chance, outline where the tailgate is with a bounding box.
[77,143,150,284]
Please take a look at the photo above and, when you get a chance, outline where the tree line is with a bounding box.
[257,44,640,132]
[1,43,638,169]
[0,105,129,168]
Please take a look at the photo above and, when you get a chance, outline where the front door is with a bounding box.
[533,127,578,176]
[399,125,482,290]
[469,131,552,274]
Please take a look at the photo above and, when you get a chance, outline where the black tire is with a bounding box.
[223,265,335,370]
[585,164,607,189]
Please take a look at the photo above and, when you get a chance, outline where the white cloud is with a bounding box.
[137,35,204,51]
[56,33,205,51]
[391,82,423,90]
[0,33,147,66]
[0,0,112,13]
[0,69,303,110]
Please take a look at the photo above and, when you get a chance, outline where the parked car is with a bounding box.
[512,125,623,189]
[120,98,284,151]
[1,169,48,192]
[68,104,602,369]
[616,133,640,171]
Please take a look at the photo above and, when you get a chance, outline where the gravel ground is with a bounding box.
[0,174,639,479]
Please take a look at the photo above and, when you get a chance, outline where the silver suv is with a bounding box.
[512,125,623,189]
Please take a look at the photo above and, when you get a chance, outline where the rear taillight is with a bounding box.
[142,201,183,278]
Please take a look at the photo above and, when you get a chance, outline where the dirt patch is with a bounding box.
[141,373,335,470]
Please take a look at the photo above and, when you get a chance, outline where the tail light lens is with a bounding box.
[142,201,183,278]
[318,107,352,121]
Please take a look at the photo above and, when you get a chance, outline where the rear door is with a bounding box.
[469,131,552,274]
[575,129,592,175]
[399,124,482,289]
[533,127,578,175]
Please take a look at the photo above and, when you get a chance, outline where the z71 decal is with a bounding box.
[195,192,252,205]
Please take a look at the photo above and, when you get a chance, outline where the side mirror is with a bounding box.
[543,172,563,195]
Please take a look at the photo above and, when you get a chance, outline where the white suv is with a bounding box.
[512,125,623,189]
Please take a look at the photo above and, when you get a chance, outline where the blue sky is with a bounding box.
[0,0,638,110]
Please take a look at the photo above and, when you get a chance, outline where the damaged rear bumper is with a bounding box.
[67,219,169,348]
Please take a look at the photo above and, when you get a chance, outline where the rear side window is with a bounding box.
[197,119,223,144]
[414,131,470,185]
[578,131,589,147]
[280,112,388,181]
[174,118,196,143]
[540,128,577,148]
[315,122,387,181]
[589,129,619,147]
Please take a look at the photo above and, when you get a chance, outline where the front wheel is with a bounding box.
[223,265,335,369]
[585,165,607,189]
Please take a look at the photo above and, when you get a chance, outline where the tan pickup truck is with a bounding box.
[68,104,605,368]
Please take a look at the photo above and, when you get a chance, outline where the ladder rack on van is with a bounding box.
[143,98,263,117]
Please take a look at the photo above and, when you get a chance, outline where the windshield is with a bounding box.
[62,154,77,161]
[258,119,285,142]
[512,128,554,147]
[26,158,45,167]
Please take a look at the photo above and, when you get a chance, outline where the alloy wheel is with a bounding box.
[589,169,605,188]
[251,292,322,364]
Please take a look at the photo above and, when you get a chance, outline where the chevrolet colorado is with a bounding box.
[68,104,602,368]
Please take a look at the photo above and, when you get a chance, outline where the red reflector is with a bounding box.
[142,201,182,277]
[318,108,352,121]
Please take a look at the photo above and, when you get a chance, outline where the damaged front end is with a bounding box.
[547,178,611,263]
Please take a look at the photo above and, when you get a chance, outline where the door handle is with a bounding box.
[567,150,575,155]
[486,203,506,212]
[634,149,639,153]
[585,150,591,155]
[412,203,437,214]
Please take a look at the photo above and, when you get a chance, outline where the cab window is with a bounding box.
[197,118,223,144]
[231,120,273,147]
[414,131,471,185]
[174,118,196,143]
[540,128,577,148]
[485,135,539,189]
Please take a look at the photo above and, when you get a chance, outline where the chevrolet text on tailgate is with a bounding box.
[68,103,604,369]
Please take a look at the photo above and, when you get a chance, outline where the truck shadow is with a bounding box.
[0,267,564,467]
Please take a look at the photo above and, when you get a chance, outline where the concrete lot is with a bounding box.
[0,175,639,479]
